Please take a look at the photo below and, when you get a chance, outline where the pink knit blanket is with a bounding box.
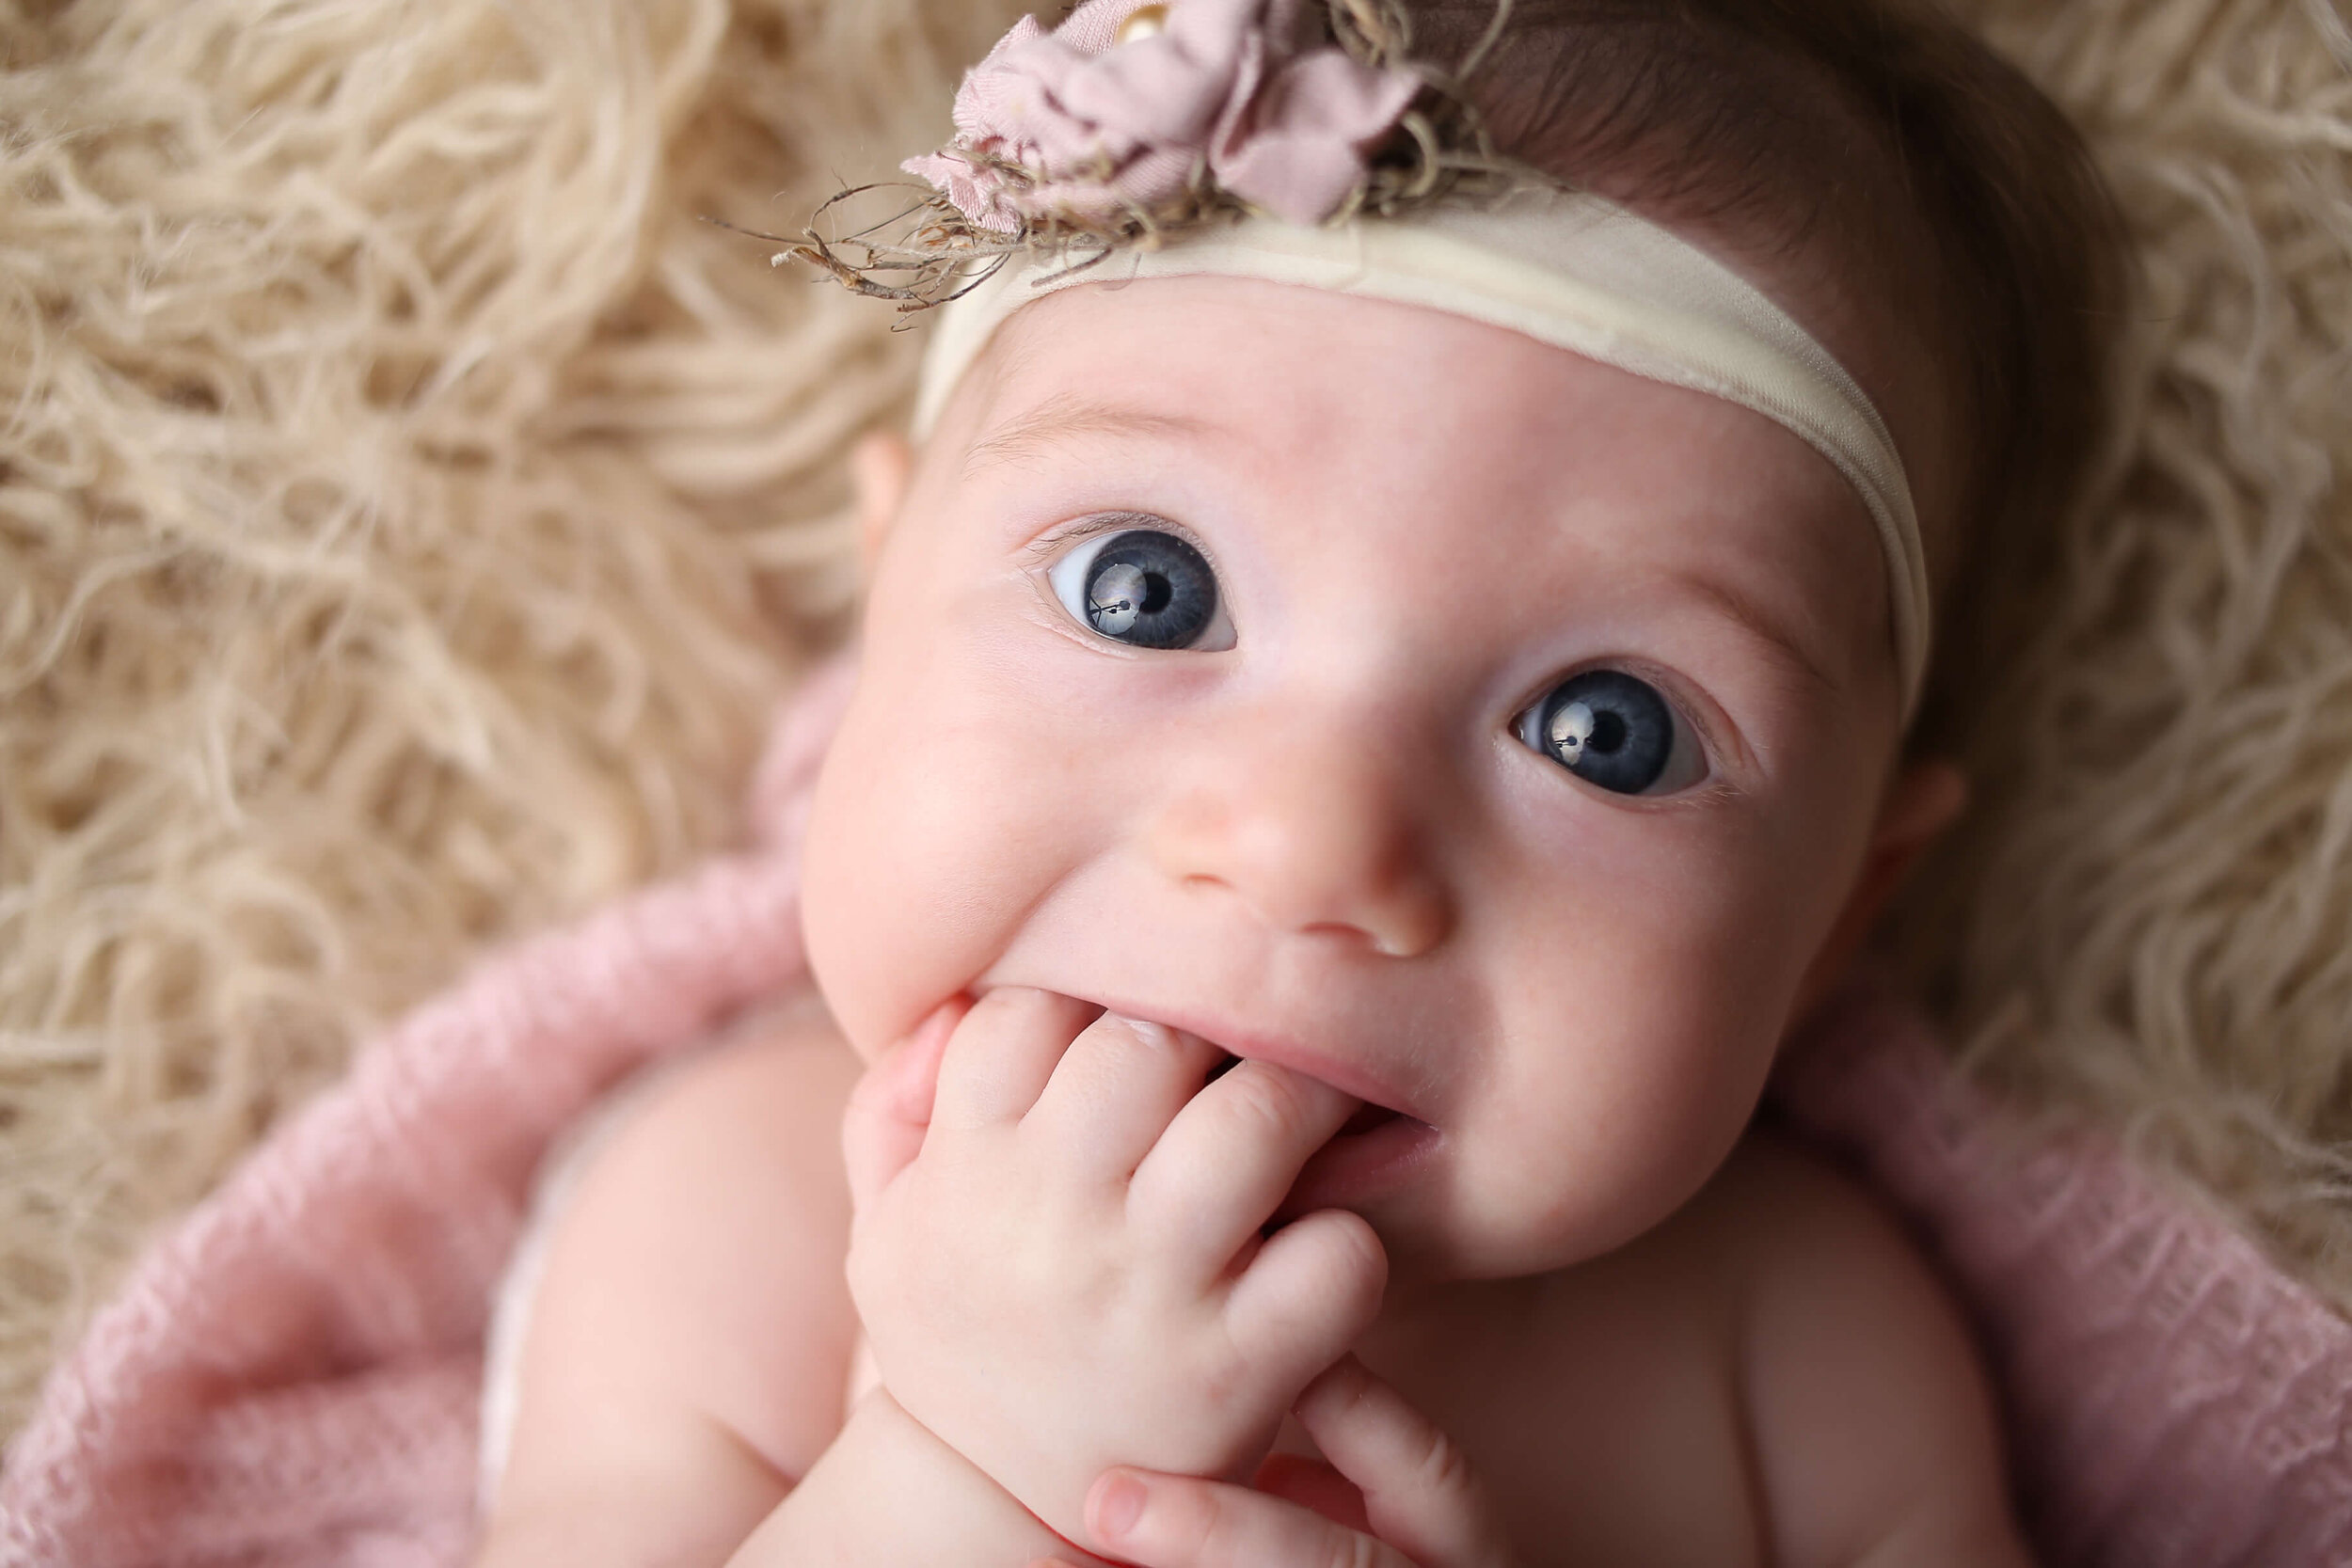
[5,658,2348,1566]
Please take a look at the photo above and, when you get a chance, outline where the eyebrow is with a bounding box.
[1668,567,1845,700]
[961,390,1216,477]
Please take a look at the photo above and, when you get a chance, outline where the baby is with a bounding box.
[473,0,2120,1562]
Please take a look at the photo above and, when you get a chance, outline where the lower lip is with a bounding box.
[1277,1111,1439,1217]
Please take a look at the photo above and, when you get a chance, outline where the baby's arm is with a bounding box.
[1730,1135,2033,1568]
[470,1014,1091,1567]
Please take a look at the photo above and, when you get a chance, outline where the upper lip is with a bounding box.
[1073,992,1429,1124]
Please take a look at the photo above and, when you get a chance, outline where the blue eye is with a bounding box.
[1516,669,1706,796]
[1046,525,1234,651]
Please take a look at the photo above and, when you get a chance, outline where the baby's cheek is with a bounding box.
[1483,1034,1772,1273]
[799,732,896,1065]
[1452,843,1807,1270]
[802,706,979,1062]
[800,673,1090,1063]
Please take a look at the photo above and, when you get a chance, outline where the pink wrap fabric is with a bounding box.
[5,655,2349,1565]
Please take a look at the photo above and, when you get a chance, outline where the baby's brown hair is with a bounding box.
[1409,0,2131,749]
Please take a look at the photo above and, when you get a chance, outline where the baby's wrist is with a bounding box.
[728,1387,1109,1568]
[859,1390,1118,1565]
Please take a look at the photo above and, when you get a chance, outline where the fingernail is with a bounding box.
[1094,1471,1148,1537]
[1105,1012,1175,1050]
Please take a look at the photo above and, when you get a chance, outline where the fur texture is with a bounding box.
[1891,0,2352,1304]
[0,0,2345,1444]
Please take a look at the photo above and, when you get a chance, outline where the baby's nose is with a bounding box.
[1144,714,1452,958]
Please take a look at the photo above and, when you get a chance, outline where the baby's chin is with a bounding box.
[1356,1085,1776,1285]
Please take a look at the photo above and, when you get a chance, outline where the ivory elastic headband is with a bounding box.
[913,187,1930,718]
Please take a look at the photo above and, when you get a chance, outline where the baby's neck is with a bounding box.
[1360,1266,1546,1359]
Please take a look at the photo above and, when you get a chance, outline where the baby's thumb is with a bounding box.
[840,996,965,1212]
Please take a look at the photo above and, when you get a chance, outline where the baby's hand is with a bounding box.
[1034,1356,1520,1568]
[841,988,1388,1547]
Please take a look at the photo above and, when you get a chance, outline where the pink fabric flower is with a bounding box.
[903,0,1421,231]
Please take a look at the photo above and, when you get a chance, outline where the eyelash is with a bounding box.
[1024,510,1216,569]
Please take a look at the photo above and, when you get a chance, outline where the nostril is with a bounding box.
[1300,919,1392,952]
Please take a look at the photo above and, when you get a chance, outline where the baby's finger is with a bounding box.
[1295,1355,1518,1568]
[1084,1465,1421,1568]
[1223,1208,1387,1392]
[1021,1012,1223,1178]
[930,987,1097,1131]
[1128,1060,1359,1274]
[840,997,964,1212]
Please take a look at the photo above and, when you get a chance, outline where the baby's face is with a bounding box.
[804,275,1926,1280]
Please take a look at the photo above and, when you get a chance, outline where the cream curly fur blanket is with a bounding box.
[0,0,2346,1481]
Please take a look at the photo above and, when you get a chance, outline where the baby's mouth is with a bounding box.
[1206,1050,1407,1137]
[1188,1043,1439,1227]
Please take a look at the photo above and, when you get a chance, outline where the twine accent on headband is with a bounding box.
[911,189,1933,719]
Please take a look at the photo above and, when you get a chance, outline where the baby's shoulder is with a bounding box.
[1642,1125,2029,1566]
[533,993,864,1294]
[485,996,866,1542]
[1367,1130,2026,1564]
[1665,1124,1980,1370]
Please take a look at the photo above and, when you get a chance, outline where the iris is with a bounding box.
[1521,669,1680,795]
[1072,529,1220,650]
